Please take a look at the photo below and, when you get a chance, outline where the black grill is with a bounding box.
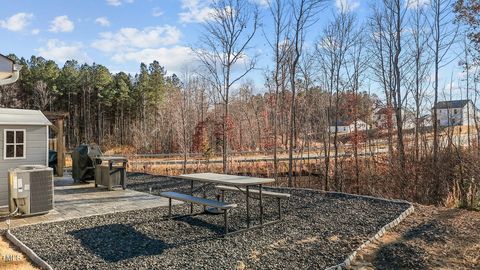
[72,144,102,182]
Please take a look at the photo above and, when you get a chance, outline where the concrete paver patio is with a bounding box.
[0,175,172,229]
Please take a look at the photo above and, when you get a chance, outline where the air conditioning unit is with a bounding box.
[8,165,54,215]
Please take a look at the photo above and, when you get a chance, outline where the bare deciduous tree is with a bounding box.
[266,0,290,182]
[33,80,53,110]
[430,0,459,169]
[408,1,431,162]
[316,8,357,191]
[369,0,409,175]
[287,0,326,187]
[194,0,260,173]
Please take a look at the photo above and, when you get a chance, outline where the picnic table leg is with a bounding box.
[259,184,263,225]
[120,167,125,190]
[107,161,113,190]
[168,198,172,218]
[122,161,127,190]
[202,184,206,212]
[246,186,250,228]
[224,209,229,235]
[277,198,282,220]
[190,180,194,214]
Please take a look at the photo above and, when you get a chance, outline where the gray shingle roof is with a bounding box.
[433,100,471,109]
[330,119,349,126]
[0,108,52,126]
[330,119,366,126]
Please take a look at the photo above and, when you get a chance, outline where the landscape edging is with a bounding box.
[275,187,415,269]
[5,229,53,270]
[317,191,415,270]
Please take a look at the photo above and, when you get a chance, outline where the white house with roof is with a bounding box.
[374,107,416,130]
[0,54,21,86]
[329,119,368,134]
[373,107,394,129]
[432,100,479,127]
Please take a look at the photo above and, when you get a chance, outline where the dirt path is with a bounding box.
[351,204,480,270]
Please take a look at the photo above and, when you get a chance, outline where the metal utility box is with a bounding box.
[95,165,123,190]
[94,157,127,190]
[8,165,53,215]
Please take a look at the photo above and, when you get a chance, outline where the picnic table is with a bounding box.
[170,173,281,234]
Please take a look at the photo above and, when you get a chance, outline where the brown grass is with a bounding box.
[0,236,37,270]
[351,204,480,269]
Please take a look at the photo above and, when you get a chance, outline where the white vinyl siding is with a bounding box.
[0,125,48,206]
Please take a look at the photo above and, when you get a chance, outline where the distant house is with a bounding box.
[432,100,479,127]
[373,107,394,129]
[0,54,21,86]
[329,119,368,134]
[374,107,415,130]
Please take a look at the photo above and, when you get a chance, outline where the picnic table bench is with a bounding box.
[160,191,237,234]
[215,185,290,219]
[159,173,291,236]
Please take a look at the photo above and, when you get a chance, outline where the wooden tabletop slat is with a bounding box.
[176,173,275,186]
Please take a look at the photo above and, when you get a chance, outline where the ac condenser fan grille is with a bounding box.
[29,170,53,213]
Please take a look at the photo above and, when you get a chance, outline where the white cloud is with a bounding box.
[91,25,181,52]
[445,81,460,92]
[95,17,111,27]
[106,0,134,6]
[37,39,91,64]
[152,7,164,17]
[335,0,360,12]
[406,0,430,9]
[31,28,40,35]
[250,0,268,7]
[0,12,34,32]
[179,0,215,23]
[91,24,189,74]
[49,15,75,32]
[111,46,195,74]
[106,0,121,6]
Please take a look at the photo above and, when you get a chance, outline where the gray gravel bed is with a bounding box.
[12,173,410,269]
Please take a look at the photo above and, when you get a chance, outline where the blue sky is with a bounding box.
[0,0,467,106]
[0,0,360,75]
[0,0,211,74]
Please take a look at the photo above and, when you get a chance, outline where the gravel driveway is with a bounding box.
[12,173,410,270]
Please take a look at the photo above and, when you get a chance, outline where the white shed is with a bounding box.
[0,108,51,206]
